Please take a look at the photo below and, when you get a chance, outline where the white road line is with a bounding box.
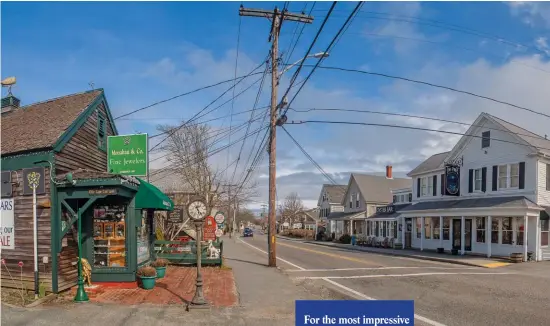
[236,238,306,271]
[321,278,447,326]
[237,238,447,326]
[286,266,479,272]
[295,272,514,280]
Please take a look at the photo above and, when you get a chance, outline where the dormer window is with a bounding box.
[482,131,490,148]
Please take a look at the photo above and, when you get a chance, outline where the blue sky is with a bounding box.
[2,1,550,208]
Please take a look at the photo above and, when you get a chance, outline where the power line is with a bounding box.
[113,70,265,120]
[285,120,550,152]
[149,59,268,152]
[281,2,316,68]
[293,64,550,120]
[282,2,364,117]
[280,1,337,103]
[288,107,549,141]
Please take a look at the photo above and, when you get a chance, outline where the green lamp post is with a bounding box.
[74,210,89,302]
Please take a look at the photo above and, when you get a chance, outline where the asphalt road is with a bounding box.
[239,233,550,326]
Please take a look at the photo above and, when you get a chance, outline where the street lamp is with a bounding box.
[279,51,330,77]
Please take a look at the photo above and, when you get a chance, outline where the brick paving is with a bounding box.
[68,266,238,307]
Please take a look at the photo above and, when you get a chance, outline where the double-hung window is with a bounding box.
[474,169,482,191]
[476,217,485,243]
[498,163,520,189]
[502,217,513,245]
[421,177,427,196]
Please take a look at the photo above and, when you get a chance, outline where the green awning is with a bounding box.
[134,178,174,211]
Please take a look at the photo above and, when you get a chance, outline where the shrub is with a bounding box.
[339,234,351,244]
[137,266,157,278]
[150,258,169,268]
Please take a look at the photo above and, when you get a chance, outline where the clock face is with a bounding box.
[187,200,207,220]
[446,171,460,195]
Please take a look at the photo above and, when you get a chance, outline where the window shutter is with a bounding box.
[468,169,474,193]
[408,193,412,202]
[519,162,525,189]
[440,174,445,195]
[417,178,420,198]
[492,166,498,191]
[481,167,487,192]
[432,175,437,196]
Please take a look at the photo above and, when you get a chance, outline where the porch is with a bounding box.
[399,196,548,261]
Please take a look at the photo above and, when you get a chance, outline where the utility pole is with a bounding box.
[239,6,313,267]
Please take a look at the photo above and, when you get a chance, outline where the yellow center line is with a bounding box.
[277,241,383,267]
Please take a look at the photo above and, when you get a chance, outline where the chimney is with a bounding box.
[1,94,20,114]
[386,165,393,179]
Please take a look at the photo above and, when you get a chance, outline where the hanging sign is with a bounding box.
[445,164,460,196]
[89,188,118,196]
[203,216,217,241]
[22,167,46,195]
[167,207,184,223]
[107,134,148,176]
[0,198,15,250]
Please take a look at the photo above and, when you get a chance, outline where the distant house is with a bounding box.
[316,184,346,234]
[328,172,411,237]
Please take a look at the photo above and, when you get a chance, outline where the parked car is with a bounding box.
[243,228,253,237]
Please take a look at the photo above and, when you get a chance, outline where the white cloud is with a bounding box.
[508,2,550,28]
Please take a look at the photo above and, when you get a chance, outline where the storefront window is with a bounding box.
[541,220,549,246]
[432,217,440,240]
[424,218,431,239]
[393,221,398,239]
[491,219,499,244]
[416,218,421,238]
[502,217,513,245]
[93,204,127,268]
[137,210,151,265]
[382,221,387,237]
[516,218,524,246]
[443,219,450,240]
[476,217,485,243]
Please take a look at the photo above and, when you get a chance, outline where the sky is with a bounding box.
[2,1,550,210]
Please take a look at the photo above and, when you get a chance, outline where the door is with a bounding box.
[452,219,473,251]
[404,218,412,249]
[452,219,461,250]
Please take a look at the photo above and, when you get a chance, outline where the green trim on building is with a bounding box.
[0,151,54,170]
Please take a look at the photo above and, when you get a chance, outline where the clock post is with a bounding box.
[187,198,210,310]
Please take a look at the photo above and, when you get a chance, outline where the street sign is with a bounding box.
[214,211,225,224]
[107,134,148,176]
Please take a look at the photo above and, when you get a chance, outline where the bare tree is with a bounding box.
[279,192,305,227]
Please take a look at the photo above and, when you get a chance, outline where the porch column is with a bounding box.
[523,214,529,261]
[536,214,541,261]
[439,216,443,248]
[401,219,405,245]
[460,216,465,255]
[487,216,492,258]
[420,217,424,251]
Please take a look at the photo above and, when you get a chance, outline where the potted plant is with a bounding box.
[137,266,157,290]
[151,258,169,278]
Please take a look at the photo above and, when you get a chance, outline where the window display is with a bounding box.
[137,210,151,265]
[93,205,127,268]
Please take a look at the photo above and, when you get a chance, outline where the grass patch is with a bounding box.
[1,288,38,307]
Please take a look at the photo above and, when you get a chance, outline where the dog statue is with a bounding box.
[206,240,220,259]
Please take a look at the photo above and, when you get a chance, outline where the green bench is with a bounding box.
[154,240,223,266]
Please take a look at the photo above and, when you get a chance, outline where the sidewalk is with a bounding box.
[277,235,510,268]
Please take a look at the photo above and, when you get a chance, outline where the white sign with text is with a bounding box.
[1,198,15,250]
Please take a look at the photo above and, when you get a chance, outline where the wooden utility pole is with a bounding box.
[239,6,313,267]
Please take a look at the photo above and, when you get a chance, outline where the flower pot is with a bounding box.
[155,266,167,278]
[139,276,156,290]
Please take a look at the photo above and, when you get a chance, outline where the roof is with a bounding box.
[1,89,103,155]
[400,196,541,212]
[407,151,449,176]
[327,211,364,220]
[351,173,412,204]
[56,169,140,186]
[487,113,550,156]
[303,208,320,221]
[148,168,194,193]
[322,184,347,204]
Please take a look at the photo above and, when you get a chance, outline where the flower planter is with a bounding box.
[393,243,403,250]
[451,249,459,255]
[437,247,444,254]
[139,276,156,290]
[155,266,167,279]
[510,252,524,263]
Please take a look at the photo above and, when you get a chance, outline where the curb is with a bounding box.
[302,241,496,268]
[275,235,309,242]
